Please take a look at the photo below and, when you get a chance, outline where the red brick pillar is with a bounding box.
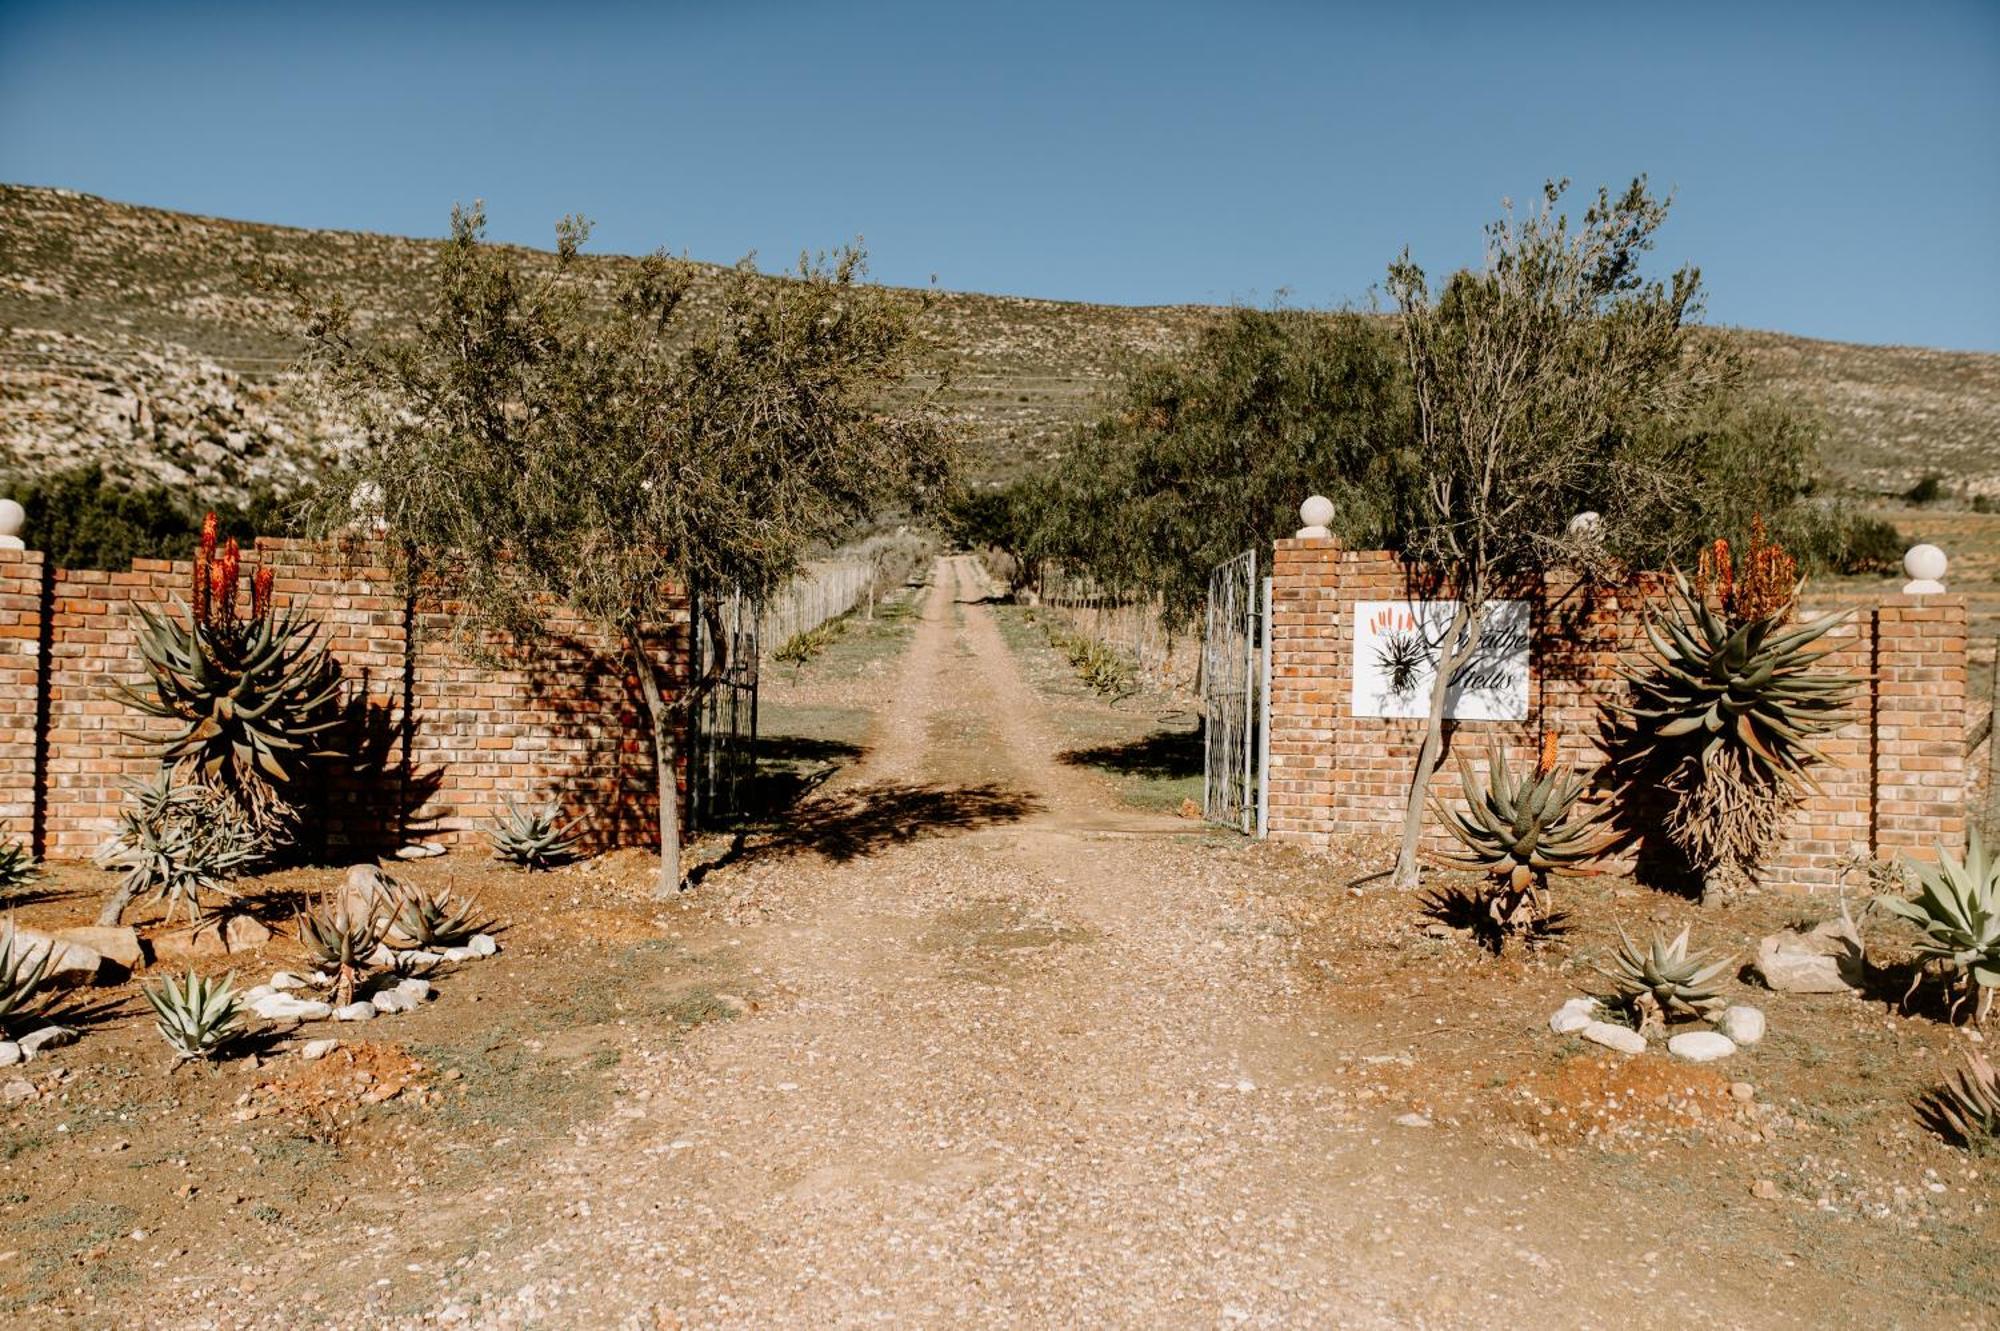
[1265,537,1343,845]
[1873,594,1968,863]
[0,549,43,850]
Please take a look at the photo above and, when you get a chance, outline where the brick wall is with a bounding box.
[1266,537,1968,890]
[1,538,686,862]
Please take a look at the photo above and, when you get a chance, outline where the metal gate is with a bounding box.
[689,587,759,830]
[1202,549,1262,833]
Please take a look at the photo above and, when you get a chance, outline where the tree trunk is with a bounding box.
[1391,600,1478,889]
[628,628,681,897]
[95,879,139,929]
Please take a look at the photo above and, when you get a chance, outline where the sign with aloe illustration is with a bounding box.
[1351,600,1530,720]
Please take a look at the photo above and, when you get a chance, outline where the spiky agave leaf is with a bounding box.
[142,968,242,1062]
[1430,739,1613,930]
[297,893,388,1008]
[97,773,262,922]
[0,829,37,895]
[393,883,488,948]
[1877,832,2000,1024]
[1598,924,1734,1025]
[0,925,51,1034]
[488,801,579,871]
[1920,1051,2000,1149]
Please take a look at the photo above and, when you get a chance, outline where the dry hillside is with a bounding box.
[2,183,1995,503]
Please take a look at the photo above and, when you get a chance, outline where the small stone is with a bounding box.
[0,1042,19,1067]
[18,1026,77,1059]
[370,991,414,1015]
[333,1002,377,1022]
[247,993,333,1021]
[1580,1021,1647,1054]
[394,978,432,1002]
[241,984,276,1004]
[1393,1112,1433,1128]
[441,946,474,963]
[1,927,102,986]
[1751,918,1863,994]
[394,842,445,860]
[1549,997,1600,1035]
[1718,1005,1766,1046]
[51,926,142,971]
[365,944,397,966]
[398,949,443,969]
[1668,1030,1737,1062]
[1,1079,34,1106]
[222,915,272,951]
[1751,1178,1781,1200]
[1729,1081,1756,1102]
[468,934,498,958]
[270,972,308,991]
[299,1039,339,1062]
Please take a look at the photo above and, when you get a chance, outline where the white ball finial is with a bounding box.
[1902,543,1947,595]
[1297,494,1335,539]
[0,498,23,552]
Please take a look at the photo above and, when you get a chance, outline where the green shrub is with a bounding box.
[4,463,300,571]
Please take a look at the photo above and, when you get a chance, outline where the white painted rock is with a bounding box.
[1718,1005,1766,1046]
[0,1041,19,1067]
[300,1038,339,1062]
[1393,1112,1433,1128]
[1580,1021,1647,1055]
[18,1025,76,1059]
[270,971,308,991]
[394,842,445,860]
[395,978,432,1002]
[241,984,277,1004]
[442,946,475,963]
[332,1002,376,1022]
[469,934,498,958]
[370,991,414,1015]
[366,943,398,967]
[247,993,333,1021]
[1668,1030,1738,1062]
[1549,997,1600,1035]
[398,949,444,969]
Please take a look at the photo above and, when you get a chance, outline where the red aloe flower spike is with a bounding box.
[251,566,273,620]
[193,511,219,627]
[1537,729,1560,777]
[218,538,241,625]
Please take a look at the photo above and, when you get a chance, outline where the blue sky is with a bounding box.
[2,0,1995,350]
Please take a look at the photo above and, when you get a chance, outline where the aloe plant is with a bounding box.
[97,773,262,925]
[1433,735,1612,931]
[297,894,388,1008]
[0,927,50,1035]
[143,969,243,1062]
[393,883,487,948]
[1878,834,2000,1025]
[0,828,36,896]
[1599,925,1733,1036]
[488,801,579,871]
[1921,1051,2000,1150]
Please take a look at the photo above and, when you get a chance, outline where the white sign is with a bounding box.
[1351,600,1530,721]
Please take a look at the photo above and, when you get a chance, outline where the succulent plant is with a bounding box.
[0,829,37,895]
[0,927,51,1034]
[1433,736,1612,931]
[1877,833,2000,1025]
[1921,1051,2000,1149]
[1614,523,1857,891]
[393,883,486,949]
[98,773,263,923]
[1599,925,1733,1036]
[297,894,388,1008]
[488,801,579,871]
[143,968,243,1062]
[114,514,345,836]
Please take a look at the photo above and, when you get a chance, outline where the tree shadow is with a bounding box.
[688,780,1040,884]
[293,689,446,862]
[1058,727,1201,781]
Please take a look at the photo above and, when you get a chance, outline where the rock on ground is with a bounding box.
[1668,1030,1738,1062]
[1580,1021,1647,1054]
[1718,1005,1766,1045]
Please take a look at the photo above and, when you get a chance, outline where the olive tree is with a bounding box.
[1383,178,1728,889]
[288,205,953,893]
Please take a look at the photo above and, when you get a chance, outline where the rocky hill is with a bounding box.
[3,184,1996,504]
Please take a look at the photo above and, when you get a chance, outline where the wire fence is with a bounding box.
[759,533,933,655]
[991,556,1199,695]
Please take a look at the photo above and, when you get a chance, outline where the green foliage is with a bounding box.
[0,928,51,1034]
[98,773,263,923]
[775,619,846,668]
[298,891,389,1008]
[285,203,956,892]
[1906,473,1948,505]
[1598,925,1733,1032]
[1042,619,1137,697]
[1922,1051,2000,1150]
[1877,833,2000,1025]
[142,968,243,1062]
[3,463,299,571]
[0,829,37,896]
[1027,306,1413,627]
[488,801,580,871]
[394,883,487,948]
[1433,739,1612,930]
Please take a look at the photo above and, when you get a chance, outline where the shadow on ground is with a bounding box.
[691,781,1040,883]
[1058,727,1201,781]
